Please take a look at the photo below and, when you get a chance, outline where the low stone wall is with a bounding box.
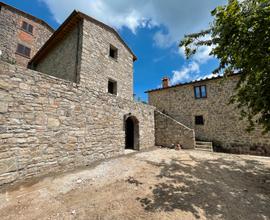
[154,111,195,149]
[0,61,155,186]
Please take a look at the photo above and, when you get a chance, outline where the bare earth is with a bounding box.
[0,148,269,220]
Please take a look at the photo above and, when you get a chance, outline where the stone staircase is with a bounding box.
[195,141,213,152]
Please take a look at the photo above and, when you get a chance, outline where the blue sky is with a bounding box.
[2,0,225,101]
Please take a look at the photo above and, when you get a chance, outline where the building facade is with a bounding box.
[29,11,136,101]
[147,75,270,156]
[0,9,162,185]
[0,2,54,67]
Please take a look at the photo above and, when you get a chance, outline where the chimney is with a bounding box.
[162,77,170,88]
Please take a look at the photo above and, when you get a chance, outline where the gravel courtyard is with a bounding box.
[0,148,269,220]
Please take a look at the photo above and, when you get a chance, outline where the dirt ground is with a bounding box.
[0,148,269,220]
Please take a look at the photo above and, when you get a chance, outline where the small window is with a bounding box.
[16,44,31,57]
[194,85,207,99]
[108,79,117,95]
[195,116,204,125]
[109,45,118,59]
[21,21,33,34]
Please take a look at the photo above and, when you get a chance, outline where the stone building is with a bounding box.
[29,10,136,101]
[0,2,54,67]
[147,75,270,155]
[0,8,171,186]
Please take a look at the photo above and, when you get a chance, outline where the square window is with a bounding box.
[109,45,118,59]
[195,116,204,125]
[16,44,31,57]
[108,79,117,95]
[194,85,207,99]
[21,21,33,34]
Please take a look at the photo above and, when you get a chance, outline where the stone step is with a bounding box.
[195,147,213,152]
[195,141,213,152]
[196,141,213,146]
[195,144,212,149]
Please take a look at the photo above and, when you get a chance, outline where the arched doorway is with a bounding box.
[125,116,139,150]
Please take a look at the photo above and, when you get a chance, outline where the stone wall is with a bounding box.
[148,76,270,156]
[0,61,155,186]
[79,19,134,100]
[35,22,82,82]
[154,111,195,149]
[0,5,53,67]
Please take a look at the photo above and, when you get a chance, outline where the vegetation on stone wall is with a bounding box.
[180,0,270,133]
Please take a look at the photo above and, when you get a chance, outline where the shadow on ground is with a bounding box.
[138,155,270,220]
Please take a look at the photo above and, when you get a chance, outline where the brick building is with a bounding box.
[147,75,270,155]
[0,2,54,67]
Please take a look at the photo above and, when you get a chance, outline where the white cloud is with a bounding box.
[171,62,199,85]
[170,59,220,85]
[41,0,224,86]
[179,34,214,64]
[193,45,214,64]
[170,34,215,85]
[40,0,226,48]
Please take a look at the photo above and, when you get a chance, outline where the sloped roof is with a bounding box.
[0,1,54,32]
[29,10,137,65]
[145,73,241,93]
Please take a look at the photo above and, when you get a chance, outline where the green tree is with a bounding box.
[180,0,270,133]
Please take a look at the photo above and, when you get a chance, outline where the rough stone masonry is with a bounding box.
[147,75,270,156]
[0,61,155,186]
[0,2,53,67]
[0,8,194,186]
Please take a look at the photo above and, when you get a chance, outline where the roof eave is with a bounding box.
[29,10,137,65]
[145,73,241,93]
[29,10,81,66]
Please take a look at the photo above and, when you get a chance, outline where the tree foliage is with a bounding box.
[180,0,270,133]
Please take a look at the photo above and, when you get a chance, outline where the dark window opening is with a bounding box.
[195,115,204,125]
[194,85,207,99]
[109,45,118,59]
[16,44,31,58]
[21,21,33,34]
[108,79,117,95]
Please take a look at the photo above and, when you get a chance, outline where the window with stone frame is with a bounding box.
[109,45,118,59]
[195,115,204,125]
[21,21,33,34]
[194,85,207,99]
[16,43,31,58]
[108,79,117,95]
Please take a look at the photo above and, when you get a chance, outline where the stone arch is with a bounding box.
[125,115,139,150]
